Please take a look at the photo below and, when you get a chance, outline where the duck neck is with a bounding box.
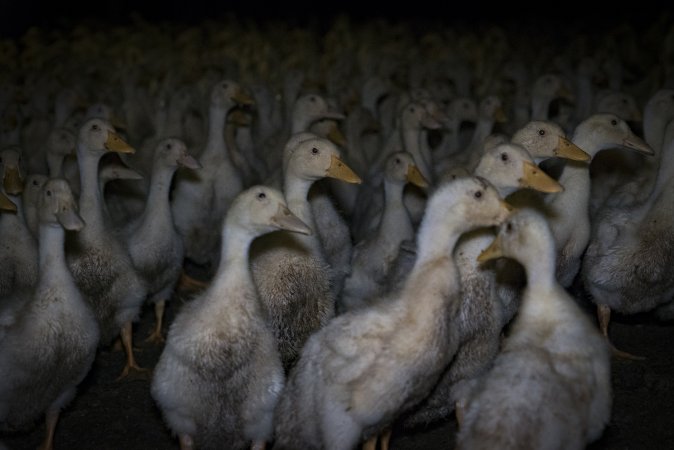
[76,143,105,231]
[551,159,591,213]
[46,151,64,177]
[38,223,69,280]
[531,94,552,121]
[379,180,412,239]
[213,225,254,283]
[402,124,432,182]
[137,164,176,232]
[284,176,315,226]
[201,103,228,161]
[468,116,494,150]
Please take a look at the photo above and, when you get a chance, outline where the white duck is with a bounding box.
[65,118,147,380]
[171,80,253,274]
[339,151,428,313]
[273,176,511,450]
[0,178,99,450]
[582,118,674,359]
[151,185,310,450]
[457,209,611,450]
[251,133,361,372]
[123,138,201,344]
[400,142,563,429]
[542,113,652,287]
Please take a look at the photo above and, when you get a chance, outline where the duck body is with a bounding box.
[151,186,310,450]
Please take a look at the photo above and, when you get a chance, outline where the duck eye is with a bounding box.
[309,96,316,102]
[92,124,99,131]
[222,83,229,90]
[409,106,416,113]
[311,147,319,155]
[46,190,52,196]
[611,119,618,126]
[257,192,266,200]
[395,158,401,164]
[33,179,39,186]
[506,222,513,232]
[538,129,545,136]
[474,190,482,199]
[500,153,509,162]
[166,143,172,150]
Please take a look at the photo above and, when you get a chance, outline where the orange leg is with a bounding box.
[37,408,59,450]
[179,433,195,450]
[251,440,266,450]
[379,427,392,450]
[597,304,645,360]
[177,271,208,292]
[362,435,377,450]
[455,399,466,428]
[116,321,150,381]
[145,300,166,344]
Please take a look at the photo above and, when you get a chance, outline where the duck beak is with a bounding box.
[178,153,201,170]
[421,113,443,130]
[56,208,85,231]
[406,164,429,188]
[494,106,508,123]
[477,234,504,263]
[520,161,563,193]
[0,190,17,212]
[232,88,255,107]
[326,154,362,184]
[271,204,312,235]
[327,125,348,148]
[555,137,590,161]
[3,167,23,195]
[227,109,252,126]
[622,135,654,156]
[105,131,135,154]
[497,200,514,222]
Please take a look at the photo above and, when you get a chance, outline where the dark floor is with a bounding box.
[2,283,673,450]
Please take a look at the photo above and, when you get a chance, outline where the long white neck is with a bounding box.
[378,180,413,240]
[402,124,432,182]
[284,174,322,253]
[38,223,71,285]
[201,103,227,160]
[76,143,105,231]
[136,163,176,235]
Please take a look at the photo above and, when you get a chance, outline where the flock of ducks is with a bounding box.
[1,11,674,450]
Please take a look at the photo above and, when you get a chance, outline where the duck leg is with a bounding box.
[116,321,150,380]
[455,399,465,427]
[145,300,166,344]
[177,271,208,292]
[251,440,266,450]
[37,408,59,450]
[362,435,377,450]
[179,433,195,450]
[597,304,645,360]
[379,427,392,450]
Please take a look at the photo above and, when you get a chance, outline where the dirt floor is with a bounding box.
[2,281,673,450]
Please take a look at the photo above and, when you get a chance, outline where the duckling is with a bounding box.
[0,178,99,450]
[65,118,147,380]
[151,185,311,450]
[339,151,428,313]
[123,138,200,344]
[251,133,361,372]
[273,176,511,450]
[456,209,611,450]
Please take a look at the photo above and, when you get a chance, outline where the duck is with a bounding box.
[541,113,653,288]
[581,118,674,359]
[171,80,253,276]
[0,146,38,299]
[339,151,428,313]
[400,142,563,430]
[250,132,361,372]
[272,176,511,450]
[0,178,99,450]
[456,208,611,450]
[65,118,148,380]
[151,185,311,450]
[122,137,201,344]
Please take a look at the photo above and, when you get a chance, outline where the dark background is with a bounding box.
[2,0,672,38]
